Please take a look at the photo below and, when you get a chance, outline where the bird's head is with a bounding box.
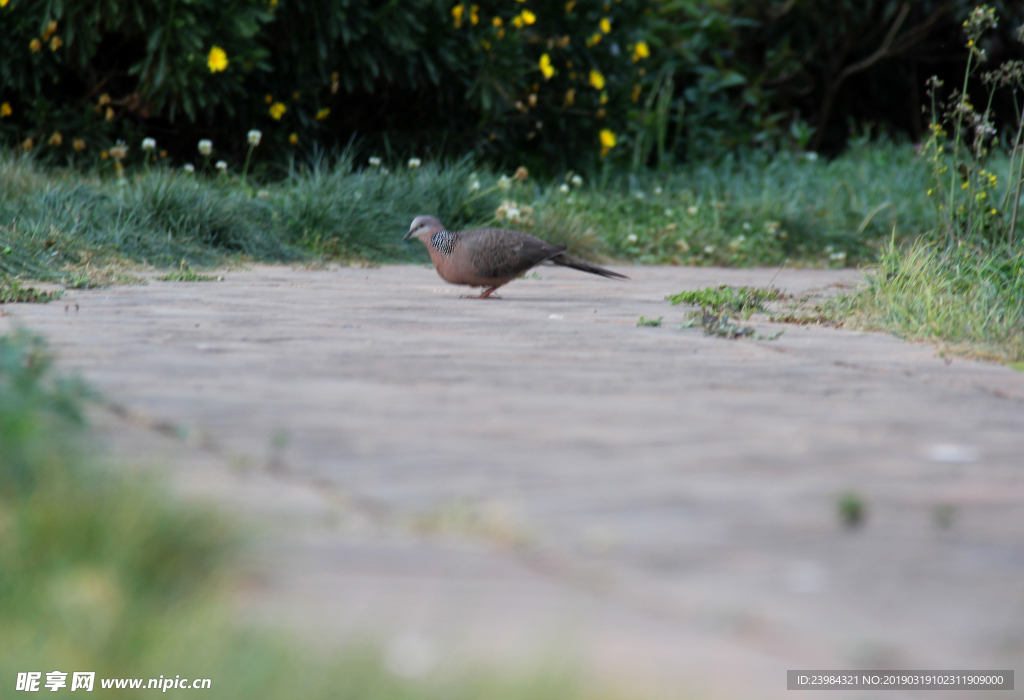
[404,215,444,242]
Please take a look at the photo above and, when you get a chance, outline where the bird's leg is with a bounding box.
[462,285,502,299]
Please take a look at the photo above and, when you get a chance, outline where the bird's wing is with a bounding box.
[461,228,567,279]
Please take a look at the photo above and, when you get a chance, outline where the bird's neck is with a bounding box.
[429,228,457,257]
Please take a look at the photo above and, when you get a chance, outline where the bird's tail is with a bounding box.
[549,253,629,280]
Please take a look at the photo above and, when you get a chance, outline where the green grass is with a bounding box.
[0,330,615,700]
[0,142,941,292]
[829,239,1024,362]
[157,260,222,282]
[528,143,937,267]
[667,285,785,318]
[1,278,61,303]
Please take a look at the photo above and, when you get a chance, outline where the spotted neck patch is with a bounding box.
[430,229,457,257]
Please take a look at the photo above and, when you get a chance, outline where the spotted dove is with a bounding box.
[404,215,628,298]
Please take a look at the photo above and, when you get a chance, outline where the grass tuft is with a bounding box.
[0,278,61,303]
[667,285,784,318]
[830,238,1024,362]
[157,260,222,282]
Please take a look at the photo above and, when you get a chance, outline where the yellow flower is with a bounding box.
[22,138,33,152]
[520,9,535,24]
[265,94,273,104]
[565,1,575,12]
[539,53,555,80]
[599,129,616,156]
[600,91,608,104]
[100,150,108,159]
[512,15,523,28]
[29,39,41,52]
[0,0,10,7]
[587,33,601,46]
[289,133,298,144]
[42,21,57,41]
[269,101,287,120]
[470,5,479,25]
[631,85,641,102]
[493,16,502,26]
[564,88,575,106]
[98,93,111,105]
[207,46,228,73]
[589,69,605,90]
[0,102,11,118]
[48,131,62,146]
[452,4,464,28]
[632,40,650,61]
[105,106,114,120]
[49,36,63,51]
[600,17,611,33]
[316,107,330,120]
[73,138,86,152]
[991,208,998,215]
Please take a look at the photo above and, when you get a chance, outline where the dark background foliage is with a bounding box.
[1,0,1022,174]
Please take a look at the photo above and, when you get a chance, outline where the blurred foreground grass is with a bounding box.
[0,143,940,288]
[0,330,611,699]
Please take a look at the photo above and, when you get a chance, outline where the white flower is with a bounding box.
[664,208,673,216]
[257,189,270,199]
[570,174,583,187]
[654,186,662,195]
[216,160,228,171]
[470,180,481,191]
[368,156,382,167]
[626,234,638,243]
[247,130,262,146]
[559,183,570,193]
[634,191,645,199]
[498,175,512,191]
[183,163,195,173]
[829,251,847,261]
[142,137,156,151]
[686,206,698,216]
[703,245,715,254]
[804,151,818,161]
[742,222,751,231]
[407,158,421,169]
[198,139,213,156]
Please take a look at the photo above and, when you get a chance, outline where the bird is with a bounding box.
[403,215,628,298]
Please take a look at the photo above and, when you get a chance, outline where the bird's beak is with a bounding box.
[403,230,414,241]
